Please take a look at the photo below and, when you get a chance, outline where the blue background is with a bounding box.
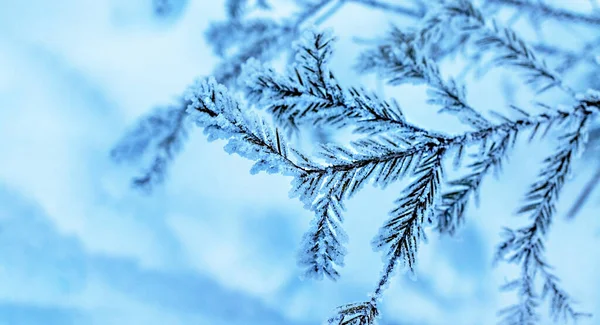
[0,0,599,324]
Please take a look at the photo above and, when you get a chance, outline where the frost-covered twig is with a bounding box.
[436,130,513,235]
[181,73,598,325]
[114,0,434,191]
[328,300,379,325]
[357,27,492,130]
[495,110,593,324]
[185,69,598,324]
[113,1,334,190]
[327,148,442,325]
[300,103,592,179]
[185,78,306,176]
[242,30,435,135]
[298,192,348,281]
[185,77,358,281]
[424,0,571,95]
[373,150,443,280]
[114,1,600,323]
[111,102,189,192]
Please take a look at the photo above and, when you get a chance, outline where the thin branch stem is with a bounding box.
[566,166,600,219]
[491,0,600,27]
[302,101,598,176]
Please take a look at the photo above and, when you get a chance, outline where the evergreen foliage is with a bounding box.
[114,0,600,323]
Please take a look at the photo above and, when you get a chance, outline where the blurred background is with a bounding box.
[0,0,599,324]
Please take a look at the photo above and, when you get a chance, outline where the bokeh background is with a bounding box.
[0,0,599,324]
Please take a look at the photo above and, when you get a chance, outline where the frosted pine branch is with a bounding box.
[242,30,434,135]
[184,77,307,176]
[111,102,189,191]
[436,130,513,235]
[185,77,354,281]
[541,269,592,323]
[328,300,379,325]
[495,109,593,324]
[298,193,348,281]
[372,150,443,280]
[328,148,443,324]
[285,94,596,219]
[112,1,600,324]
[179,70,598,324]
[303,103,589,178]
[356,27,491,129]
[113,0,335,190]
[431,0,570,94]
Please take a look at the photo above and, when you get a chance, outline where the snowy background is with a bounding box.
[0,0,599,324]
